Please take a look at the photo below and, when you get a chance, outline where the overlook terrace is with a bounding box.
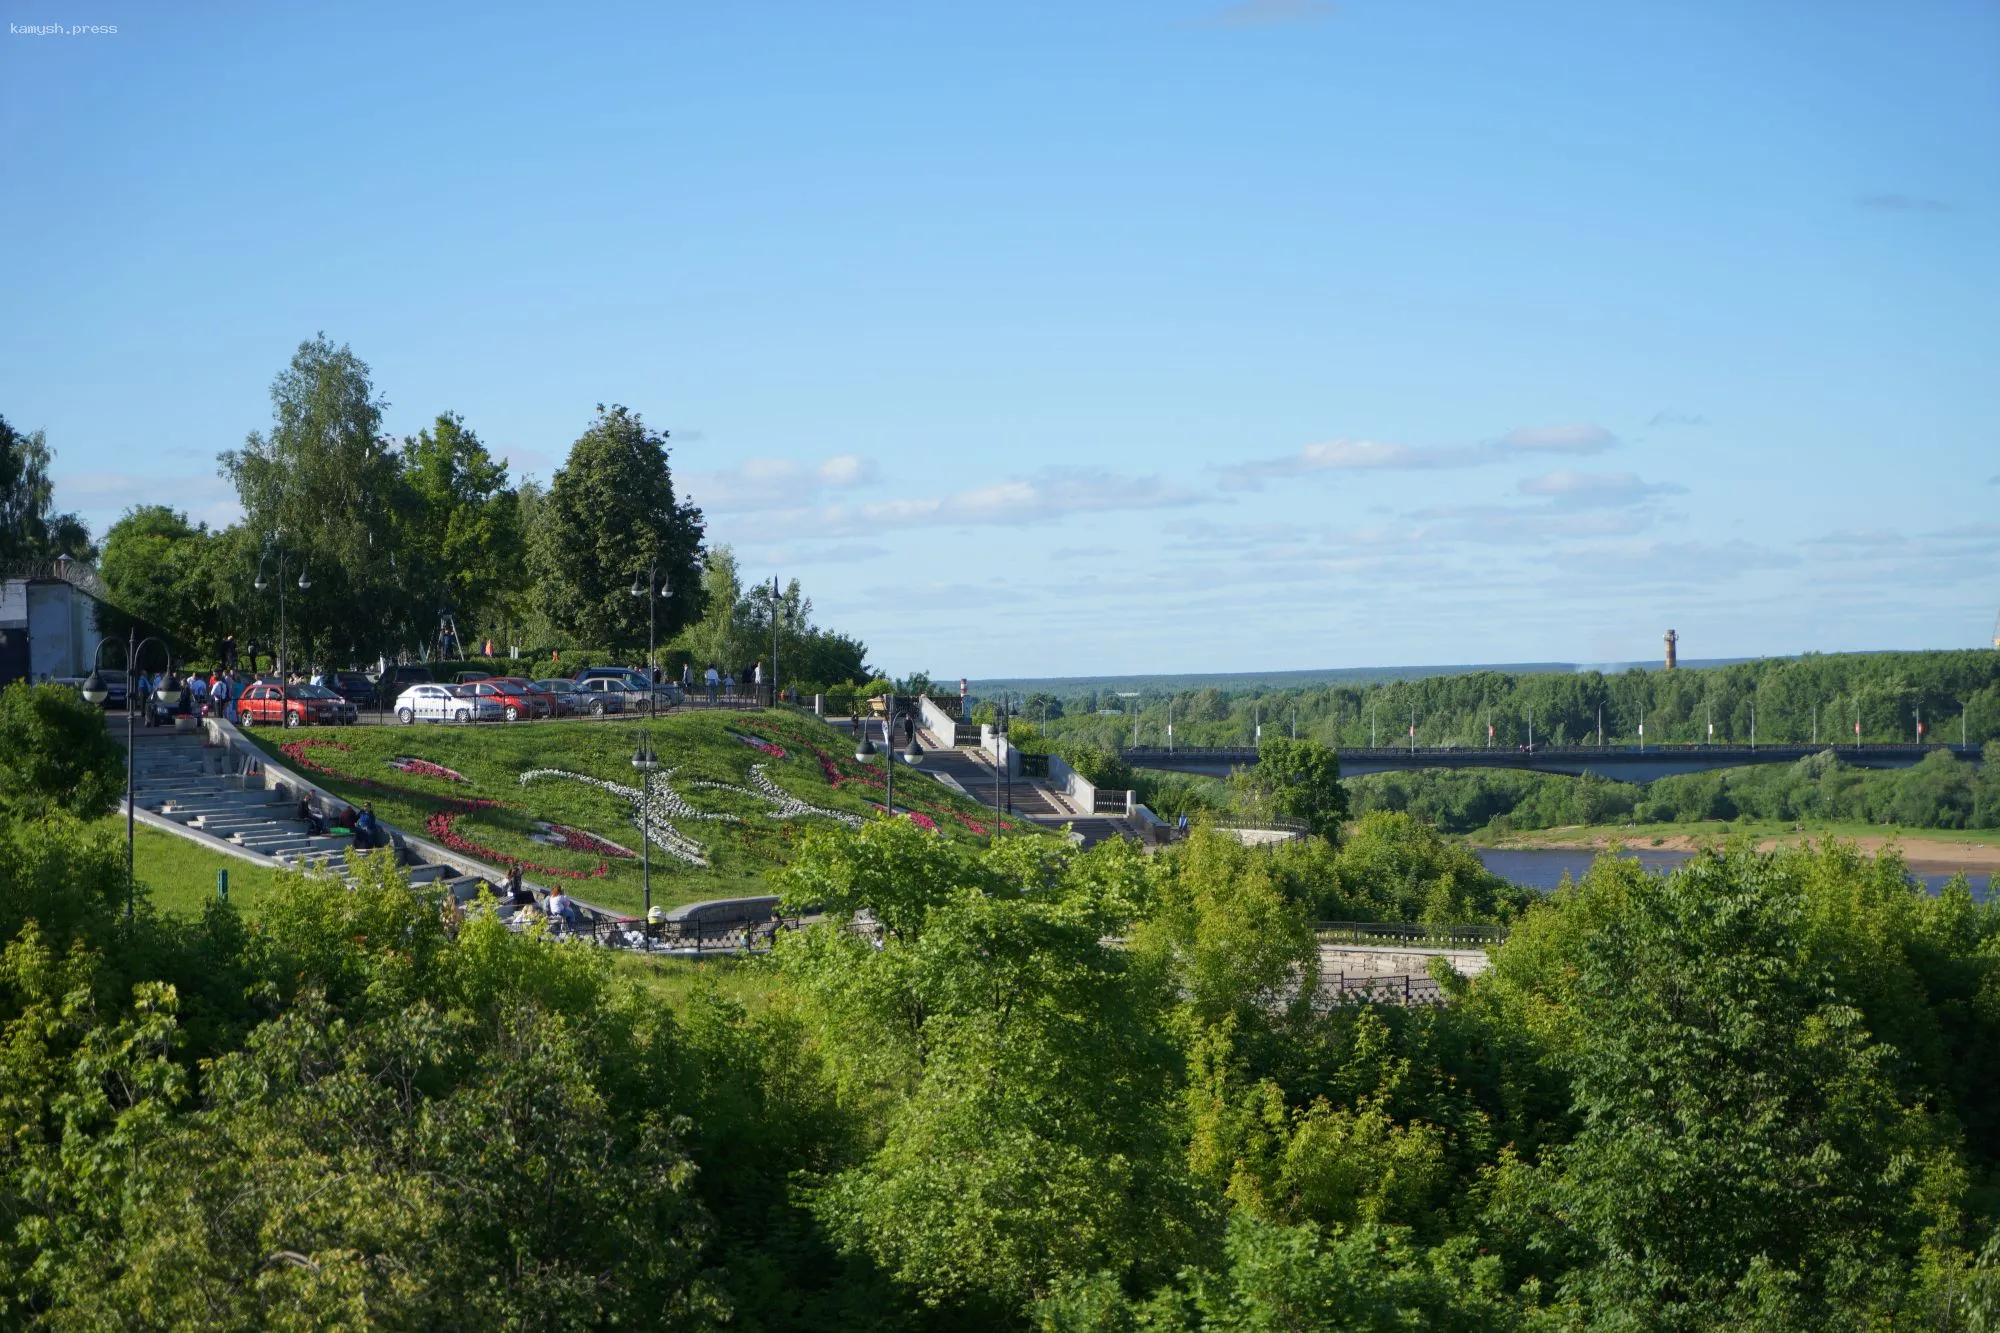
[1121,742,1985,783]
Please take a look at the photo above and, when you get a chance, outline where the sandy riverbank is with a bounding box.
[1487,828,2000,874]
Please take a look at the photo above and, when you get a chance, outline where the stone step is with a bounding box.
[203,817,308,836]
[161,793,291,814]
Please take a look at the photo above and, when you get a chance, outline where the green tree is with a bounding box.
[1248,738,1349,840]
[530,405,703,653]
[96,506,226,653]
[1509,850,1958,1328]
[219,335,407,666]
[780,829,1194,1312]
[0,414,94,564]
[0,682,123,819]
[669,544,754,673]
[396,411,520,638]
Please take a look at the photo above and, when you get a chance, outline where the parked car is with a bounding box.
[393,683,498,724]
[486,676,557,719]
[533,677,617,716]
[575,667,681,709]
[328,670,377,707]
[292,683,359,725]
[454,670,492,685]
[458,678,545,722]
[573,675,644,712]
[236,682,349,728]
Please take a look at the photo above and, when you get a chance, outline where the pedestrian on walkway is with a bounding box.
[705,664,719,705]
[681,661,692,692]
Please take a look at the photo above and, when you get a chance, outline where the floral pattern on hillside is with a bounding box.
[388,756,467,782]
[280,739,611,879]
[728,729,787,759]
[520,761,863,869]
[531,821,636,858]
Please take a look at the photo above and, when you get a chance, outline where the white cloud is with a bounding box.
[1496,424,1617,453]
[1648,409,1707,427]
[1542,540,1800,584]
[1515,469,1684,508]
[1217,423,1615,490]
[727,467,1202,539]
[683,453,877,513]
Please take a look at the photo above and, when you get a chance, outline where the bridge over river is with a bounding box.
[1124,742,1983,784]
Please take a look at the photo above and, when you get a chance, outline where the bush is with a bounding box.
[0,682,124,819]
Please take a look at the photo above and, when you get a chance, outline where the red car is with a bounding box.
[236,682,352,728]
[462,677,550,722]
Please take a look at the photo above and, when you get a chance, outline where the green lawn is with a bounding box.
[94,816,292,918]
[233,709,1025,915]
[608,950,786,1014]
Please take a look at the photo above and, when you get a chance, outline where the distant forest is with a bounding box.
[1004,649,2000,753]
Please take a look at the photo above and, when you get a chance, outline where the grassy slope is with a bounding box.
[232,708,1023,916]
[92,816,292,918]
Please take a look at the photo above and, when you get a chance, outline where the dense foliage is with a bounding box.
[1351,745,2000,833]
[31,337,879,685]
[3,715,1997,1327]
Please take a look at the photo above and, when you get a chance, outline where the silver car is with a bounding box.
[533,677,619,716]
[573,676,642,712]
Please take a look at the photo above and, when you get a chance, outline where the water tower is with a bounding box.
[1664,629,1679,670]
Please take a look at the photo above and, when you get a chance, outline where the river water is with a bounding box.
[1475,848,1991,898]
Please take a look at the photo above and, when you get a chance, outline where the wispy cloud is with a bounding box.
[1216,423,1615,490]
[1542,539,1800,584]
[720,467,1203,539]
[1648,409,1706,427]
[1856,192,1954,213]
[1202,0,1337,27]
[1495,424,1615,453]
[1516,470,1684,509]
[683,453,877,513]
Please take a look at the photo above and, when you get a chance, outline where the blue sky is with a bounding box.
[3,0,1994,678]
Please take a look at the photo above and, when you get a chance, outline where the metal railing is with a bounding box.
[1318,972,1446,1007]
[1313,920,1509,946]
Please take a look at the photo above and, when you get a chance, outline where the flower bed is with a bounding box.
[387,756,468,783]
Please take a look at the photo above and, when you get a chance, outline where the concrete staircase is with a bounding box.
[125,729,467,890]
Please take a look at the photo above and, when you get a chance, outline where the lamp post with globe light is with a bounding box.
[81,629,179,922]
[253,541,311,678]
[854,706,924,817]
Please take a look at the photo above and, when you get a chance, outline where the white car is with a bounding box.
[393,683,501,724]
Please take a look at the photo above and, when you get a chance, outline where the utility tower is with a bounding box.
[1664,629,1679,670]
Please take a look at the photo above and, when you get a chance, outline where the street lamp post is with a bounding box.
[630,564,671,718]
[82,630,179,922]
[854,706,925,818]
[632,735,660,930]
[253,542,311,679]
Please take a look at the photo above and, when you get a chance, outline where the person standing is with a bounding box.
[705,664,719,705]
[681,661,692,692]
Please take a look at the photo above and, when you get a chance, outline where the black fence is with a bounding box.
[1319,972,1447,1007]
